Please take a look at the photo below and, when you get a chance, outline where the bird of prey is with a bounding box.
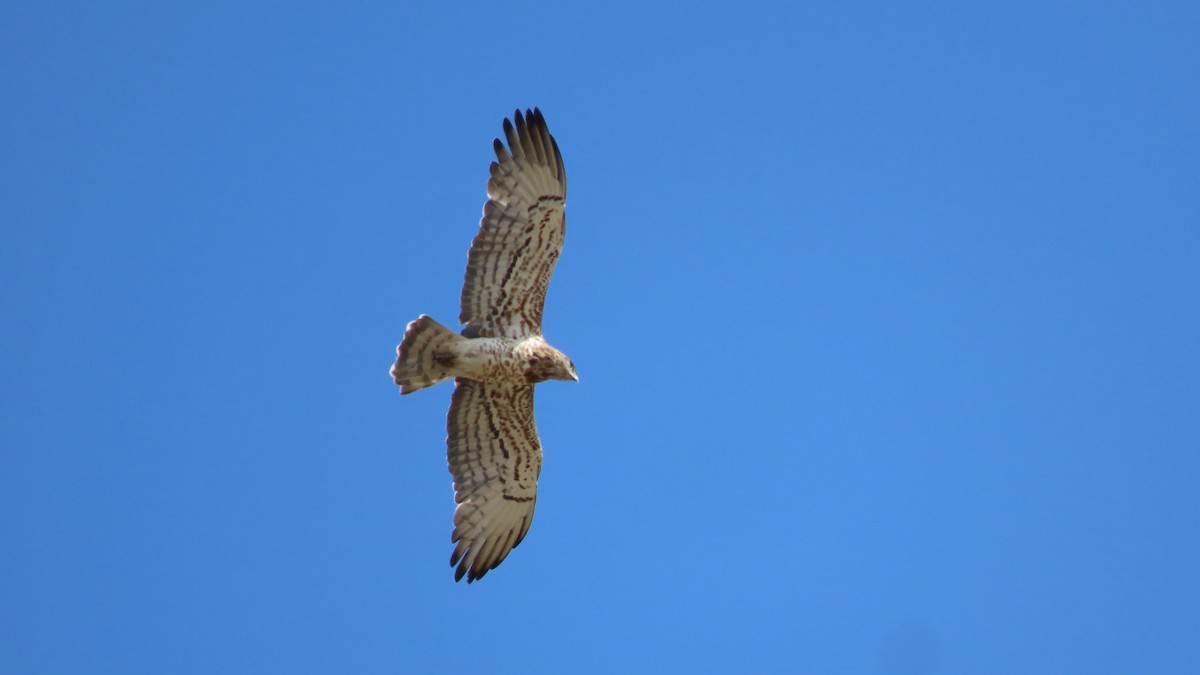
[391,109,576,583]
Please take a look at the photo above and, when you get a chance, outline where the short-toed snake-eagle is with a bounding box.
[391,109,576,583]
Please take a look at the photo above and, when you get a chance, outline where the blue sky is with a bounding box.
[2,1,1198,673]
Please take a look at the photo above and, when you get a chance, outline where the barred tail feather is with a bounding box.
[391,315,465,394]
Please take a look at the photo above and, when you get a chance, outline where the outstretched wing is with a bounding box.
[460,108,567,339]
[446,378,542,582]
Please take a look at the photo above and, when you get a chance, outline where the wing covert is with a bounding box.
[460,108,567,338]
[446,379,542,582]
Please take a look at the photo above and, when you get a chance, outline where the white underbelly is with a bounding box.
[454,337,525,382]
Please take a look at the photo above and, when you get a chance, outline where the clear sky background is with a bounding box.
[2,2,1198,673]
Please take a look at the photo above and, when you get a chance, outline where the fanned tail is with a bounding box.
[391,315,466,394]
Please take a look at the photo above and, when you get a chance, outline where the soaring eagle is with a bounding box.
[391,109,576,582]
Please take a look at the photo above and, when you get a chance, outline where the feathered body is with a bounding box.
[392,315,575,394]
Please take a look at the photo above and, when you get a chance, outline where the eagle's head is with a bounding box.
[525,346,578,384]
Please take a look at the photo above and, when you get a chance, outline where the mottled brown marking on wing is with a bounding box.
[460,108,567,339]
[445,379,542,583]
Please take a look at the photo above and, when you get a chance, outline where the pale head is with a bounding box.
[525,344,578,384]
